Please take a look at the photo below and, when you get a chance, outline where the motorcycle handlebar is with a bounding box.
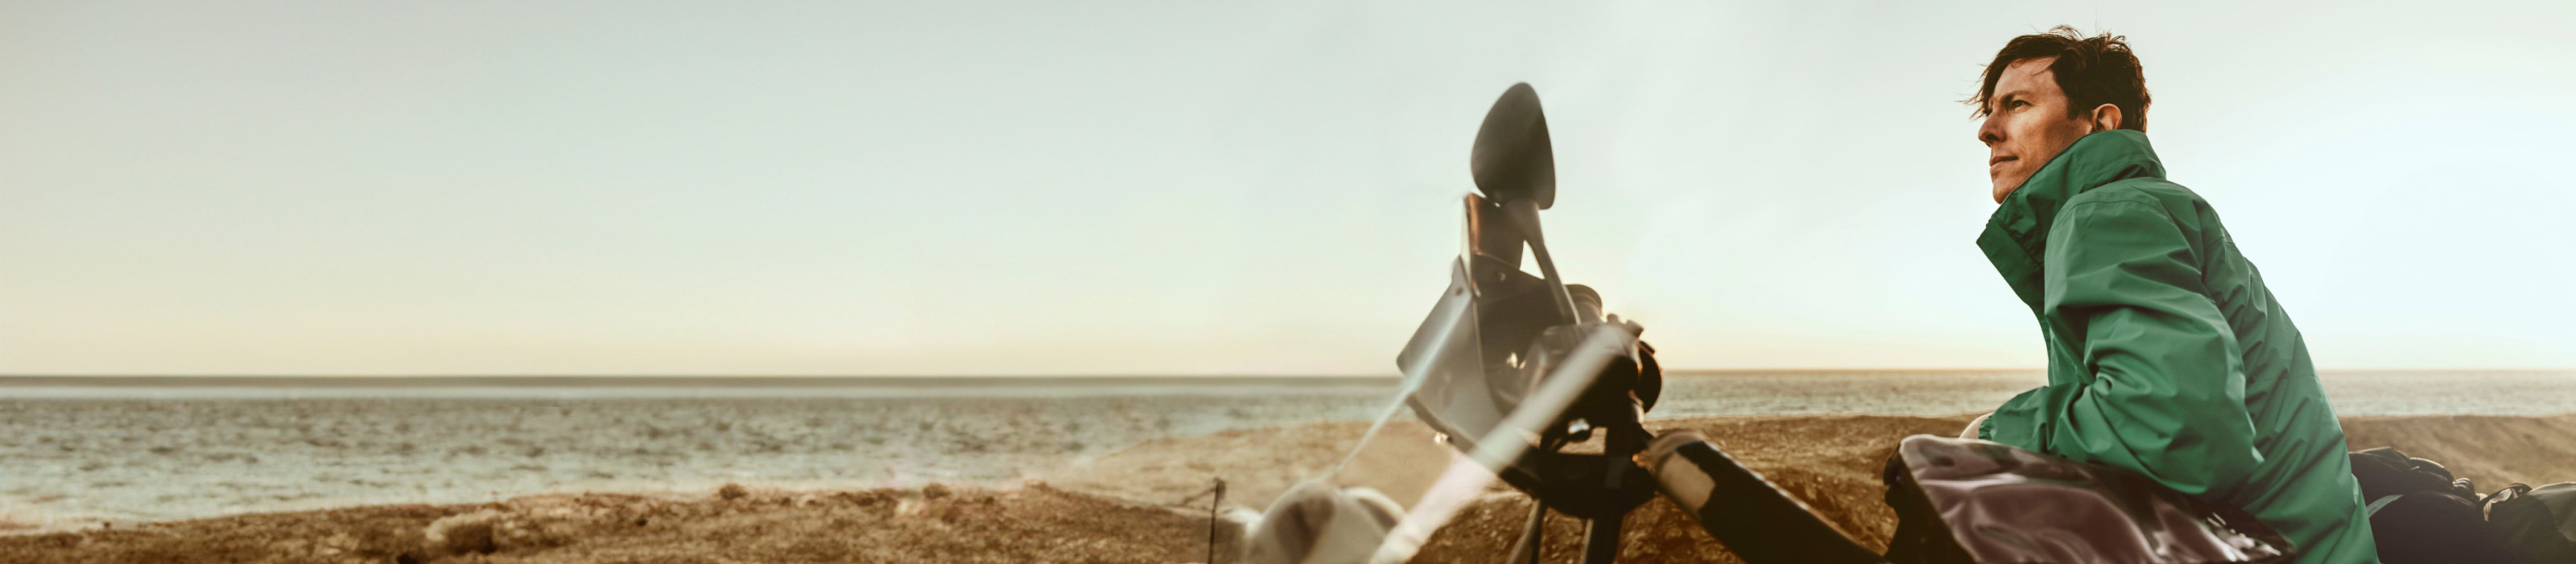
[1643,430,1888,564]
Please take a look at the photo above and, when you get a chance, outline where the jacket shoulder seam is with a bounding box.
[2064,179,2180,206]
[2054,198,2180,226]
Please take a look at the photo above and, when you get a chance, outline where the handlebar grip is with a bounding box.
[1645,430,1885,564]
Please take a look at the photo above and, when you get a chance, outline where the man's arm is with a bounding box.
[1988,199,2264,500]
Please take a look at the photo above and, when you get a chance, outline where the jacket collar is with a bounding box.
[1975,130,2167,313]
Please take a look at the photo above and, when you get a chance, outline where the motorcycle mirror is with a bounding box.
[1470,83,1556,209]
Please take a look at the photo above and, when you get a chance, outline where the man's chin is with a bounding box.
[1989,170,2034,203]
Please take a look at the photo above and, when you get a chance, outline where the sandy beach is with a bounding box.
[6,412,2569,563]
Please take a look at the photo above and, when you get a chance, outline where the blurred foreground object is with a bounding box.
[1241,482,1405,564]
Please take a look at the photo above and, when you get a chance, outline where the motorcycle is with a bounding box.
[1240,84,2301,564]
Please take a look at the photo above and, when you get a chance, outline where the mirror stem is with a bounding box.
[1503,199,1580,324]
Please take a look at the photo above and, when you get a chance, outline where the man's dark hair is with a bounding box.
[1969,26,2150,132]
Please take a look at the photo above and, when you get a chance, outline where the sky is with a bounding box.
[4,1,2572,375]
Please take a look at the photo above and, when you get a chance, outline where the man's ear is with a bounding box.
[2088,104,2124,133]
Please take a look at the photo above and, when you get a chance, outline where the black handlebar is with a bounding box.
[1644,430,1888,564]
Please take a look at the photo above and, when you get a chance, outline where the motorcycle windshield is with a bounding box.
[1274,259,1632,563]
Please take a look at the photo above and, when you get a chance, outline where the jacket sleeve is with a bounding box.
[2004,200,2264,500]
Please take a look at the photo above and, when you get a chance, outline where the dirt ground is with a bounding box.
[4,413,2567,563]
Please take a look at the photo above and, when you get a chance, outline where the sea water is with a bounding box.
[2,371,2567,525]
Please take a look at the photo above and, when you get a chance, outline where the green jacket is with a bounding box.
[1975,130,2378,564]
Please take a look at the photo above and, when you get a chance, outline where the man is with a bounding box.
[1963,27,2379,563]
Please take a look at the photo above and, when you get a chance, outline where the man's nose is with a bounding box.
[1976,116,2004,146]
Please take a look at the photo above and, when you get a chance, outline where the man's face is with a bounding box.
[1976,57,2098,203]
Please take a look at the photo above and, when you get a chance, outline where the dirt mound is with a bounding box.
[4,413,2567,563]
[0,483,1225,564]
[1052,413,2576,562]
[2342,414,2576,488]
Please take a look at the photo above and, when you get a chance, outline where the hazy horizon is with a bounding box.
[8,2,2573,375]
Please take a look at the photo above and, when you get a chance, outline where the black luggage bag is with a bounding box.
[2352,446,2576,564]
[1882,435,2295,564]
